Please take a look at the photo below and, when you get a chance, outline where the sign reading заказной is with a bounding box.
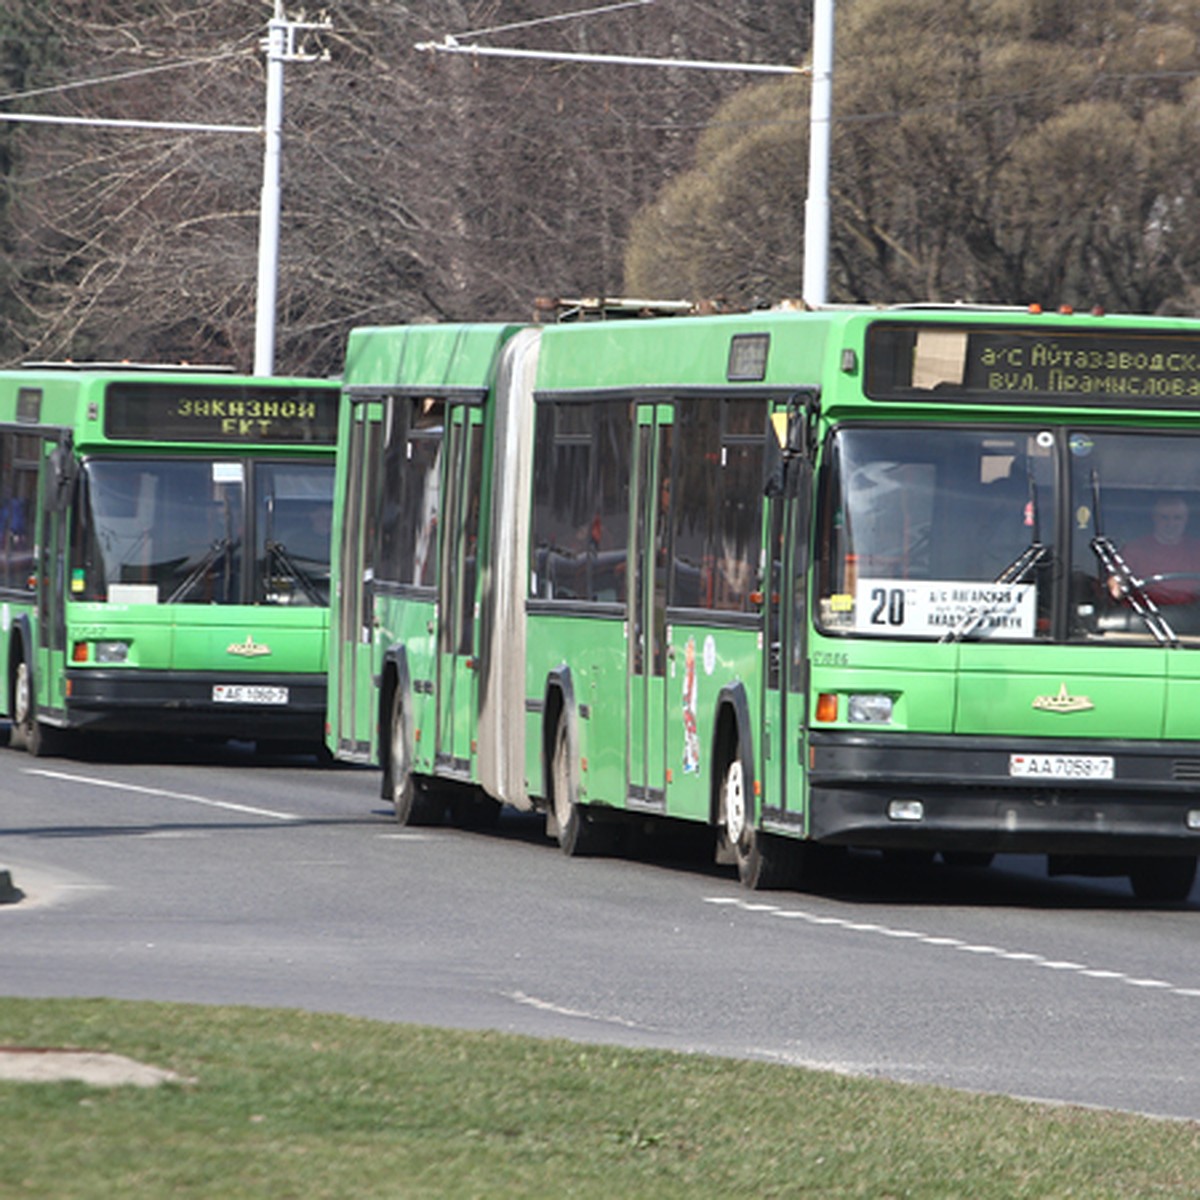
[104,381,338,444]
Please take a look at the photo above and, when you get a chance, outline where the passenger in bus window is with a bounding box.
[1113,494,1200,604]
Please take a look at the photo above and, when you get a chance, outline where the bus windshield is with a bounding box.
[818,426,1053,642]
[817,425,1200,645]
[72,457,333,606]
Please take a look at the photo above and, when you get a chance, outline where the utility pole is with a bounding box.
[254,4,330,377]
[803,0,834,308]
[418,0,834,309]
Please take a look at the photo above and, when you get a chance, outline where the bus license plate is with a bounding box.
[1009,753,1114,780]
[213,685,289,705]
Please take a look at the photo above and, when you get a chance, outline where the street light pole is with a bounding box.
[253,11,286,377]
[419,1,834,311]
[803,0,834,308]
[253,4,330,377]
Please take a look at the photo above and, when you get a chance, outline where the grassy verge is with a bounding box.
[1,997,1198,1198]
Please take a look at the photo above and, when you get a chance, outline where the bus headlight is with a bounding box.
[93,641,130,664]
[848,693,894,724]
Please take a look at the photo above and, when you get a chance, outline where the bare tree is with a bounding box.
[2,1,812,374]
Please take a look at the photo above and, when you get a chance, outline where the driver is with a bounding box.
[1114,494,1200,605]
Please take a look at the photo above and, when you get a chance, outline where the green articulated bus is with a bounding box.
[0,364,339,757]
[329,306,1200,900]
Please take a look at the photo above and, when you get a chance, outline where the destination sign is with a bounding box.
[104,381,339,444]
[865,322,1200,407]
[848,578,1037,640]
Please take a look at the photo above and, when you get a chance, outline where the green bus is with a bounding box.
[0,364,339,756]
[329,306,1200,901]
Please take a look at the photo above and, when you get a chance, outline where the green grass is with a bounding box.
[1,998,1198,1198]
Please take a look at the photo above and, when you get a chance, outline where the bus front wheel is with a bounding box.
[388,690,442,826]
[720,750,793,890]
[1128,855,1197,904]
[10,658,64,758]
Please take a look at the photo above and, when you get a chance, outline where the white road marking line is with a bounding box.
[706,896,1200,999]
[504,990,644,1030]
[23,768,301,822]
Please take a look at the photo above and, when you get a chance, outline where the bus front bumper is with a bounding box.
[63,669,325,741]
[807,731,1200,856]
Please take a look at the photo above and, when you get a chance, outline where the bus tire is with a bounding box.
[941,851,995,869]
[720,749,793,890]
[448,787,502,830]
[388,689,442,826]
[11,657,66,758]
[550,716,606,856]
[1128,855,1197,904]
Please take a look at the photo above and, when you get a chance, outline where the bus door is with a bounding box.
[761,404,813,828]
[436,404,484,778]
[335,400,381,757]
[628,404,673,811]
[35,435,72,721]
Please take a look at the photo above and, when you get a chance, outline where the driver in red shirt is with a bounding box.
[1116,495,1200,605]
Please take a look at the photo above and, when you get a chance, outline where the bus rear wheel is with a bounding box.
[1128,856,1197,904]
[388,690,442,826]
[550,717,607,856]
[720,751,793,890]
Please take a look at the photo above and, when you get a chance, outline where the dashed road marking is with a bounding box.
[704,896,1199,999]
[23,768,301,822]
[505,990,645,1030]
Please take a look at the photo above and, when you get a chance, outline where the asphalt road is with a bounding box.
[2,737,1198,1120]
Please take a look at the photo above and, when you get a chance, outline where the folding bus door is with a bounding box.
[335,402,381,758]
[436,404,484,779]
[628,404,672,812]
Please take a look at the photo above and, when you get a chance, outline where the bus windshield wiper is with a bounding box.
[167,537,236,603]
[1091,533,1178,647]
[940,541,1047,644]
[1089,467,1178,647]
[266,539,325,605]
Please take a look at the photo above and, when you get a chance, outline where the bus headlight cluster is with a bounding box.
[93,641,130,664]
[847,693,894,724]
[1187,810,1200,831]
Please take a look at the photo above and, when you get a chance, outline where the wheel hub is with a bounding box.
[724,758,747,847]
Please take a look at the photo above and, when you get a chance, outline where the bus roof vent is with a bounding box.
[21,361,238,373]
[533,296,744,323]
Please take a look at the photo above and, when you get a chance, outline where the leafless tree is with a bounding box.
[1,1,810,374]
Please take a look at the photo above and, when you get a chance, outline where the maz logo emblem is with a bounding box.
[1032,683,1093,714]
[227,635,272,658]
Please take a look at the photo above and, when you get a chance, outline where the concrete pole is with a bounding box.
[803,0,834,308]
[253,8,286,377]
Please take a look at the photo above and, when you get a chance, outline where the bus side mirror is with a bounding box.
[48,440,77,511]
[764,409,806,499]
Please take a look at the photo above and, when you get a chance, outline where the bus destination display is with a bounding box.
[865,322,1200,406]
[105,381,339,444]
